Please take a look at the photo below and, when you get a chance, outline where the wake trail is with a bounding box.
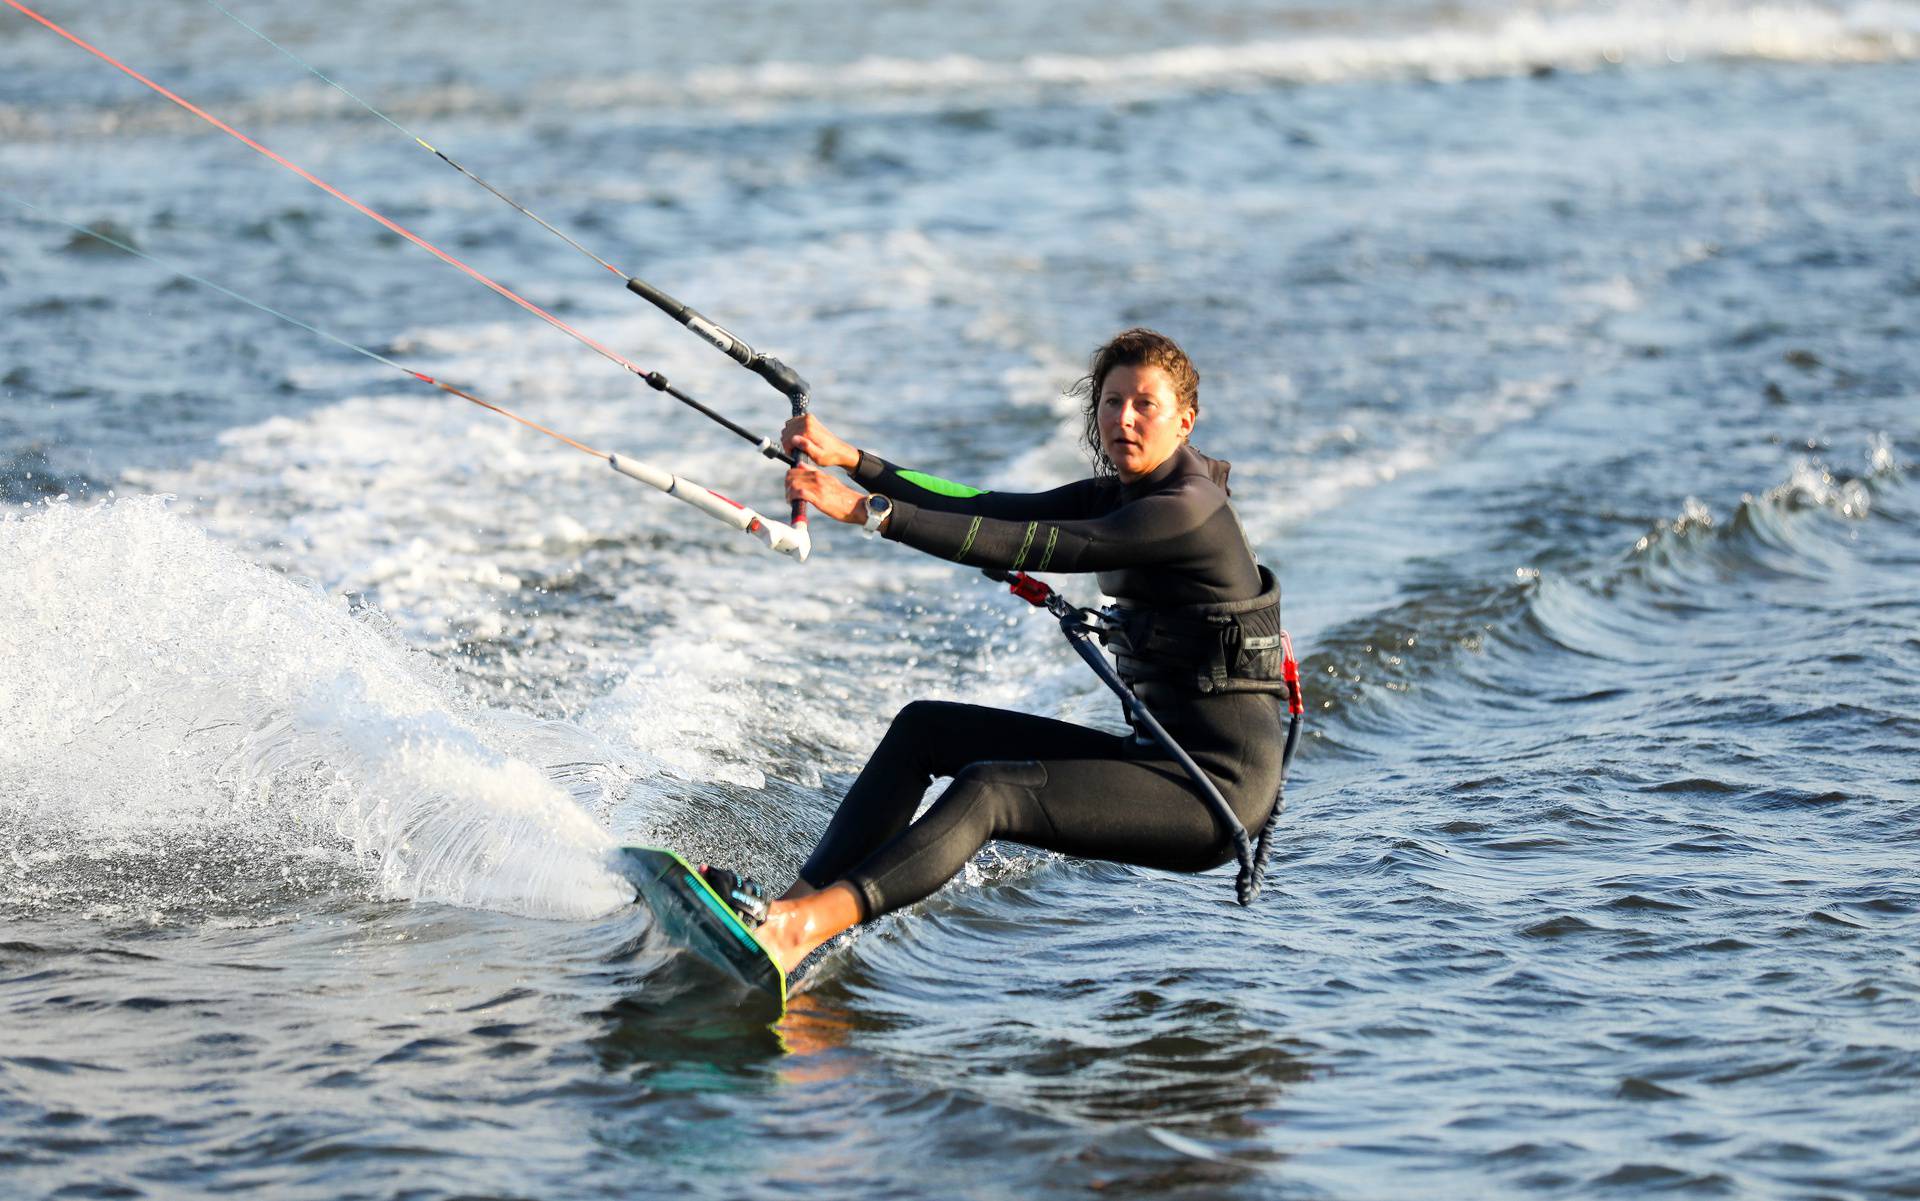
[0,496,633,922]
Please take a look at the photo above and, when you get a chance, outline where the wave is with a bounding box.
[4,1,1914,139]
[1624,436,1901,587]
[1303,436,1909,741]
[581,1,1920,111]
[0,496,633,922]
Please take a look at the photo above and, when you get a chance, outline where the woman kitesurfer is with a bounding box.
[725,329,1290,973]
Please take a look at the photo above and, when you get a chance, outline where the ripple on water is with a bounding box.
[2,11,1918,1199]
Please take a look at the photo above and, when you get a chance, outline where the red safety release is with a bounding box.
[1005,571,1052,608]
[1281,630,1304,716]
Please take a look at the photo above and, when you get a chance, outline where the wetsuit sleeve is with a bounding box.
[883,478,1221,574]
[851,450,1102,520]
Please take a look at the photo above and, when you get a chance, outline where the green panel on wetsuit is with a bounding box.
[618,846,787,1019]
[897,470,988,498]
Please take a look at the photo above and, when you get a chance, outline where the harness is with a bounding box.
[1107,566,1292,704]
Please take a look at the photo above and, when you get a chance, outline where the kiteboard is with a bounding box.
[617,846,787,1015]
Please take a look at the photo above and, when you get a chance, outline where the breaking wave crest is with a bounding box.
[1306,437,1909,742]
[1624,435,1902,584]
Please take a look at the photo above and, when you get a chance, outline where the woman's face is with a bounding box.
[1097,363,1194,481]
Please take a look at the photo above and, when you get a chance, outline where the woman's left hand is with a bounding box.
[786,465,869,525]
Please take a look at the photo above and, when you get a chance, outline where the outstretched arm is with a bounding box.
[781,436,1229,575]
[882,479,1225,575]
[851,451,1103,520]
[782,414,1103,523]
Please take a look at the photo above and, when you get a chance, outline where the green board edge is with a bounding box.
[619,845,788,1015]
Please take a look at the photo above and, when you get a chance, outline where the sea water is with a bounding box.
[2,1,1916,1196]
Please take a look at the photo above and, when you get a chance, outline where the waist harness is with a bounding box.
[1107,566,1291,706]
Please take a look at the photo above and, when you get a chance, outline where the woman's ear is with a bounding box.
[1178,406,1197,440]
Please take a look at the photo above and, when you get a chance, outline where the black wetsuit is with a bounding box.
[797,444,1285,918]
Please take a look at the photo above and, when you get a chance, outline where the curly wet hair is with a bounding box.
[1068,328,1200,476]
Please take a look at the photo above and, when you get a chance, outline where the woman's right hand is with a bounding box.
[782,414,858,471]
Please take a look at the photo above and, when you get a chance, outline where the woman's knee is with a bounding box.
[889,698,966,734]
[869,700,949,760]
[873,699,971,765]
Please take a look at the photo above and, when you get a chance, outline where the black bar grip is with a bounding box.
[628,275,811,401]
[625,276,688,321]
[628,275,755,368]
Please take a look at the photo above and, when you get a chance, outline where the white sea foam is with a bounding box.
[6,1,1912,141]
[0,496,631,920]
[561,1,1920,116]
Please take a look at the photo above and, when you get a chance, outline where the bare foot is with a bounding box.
[757,882,864,974]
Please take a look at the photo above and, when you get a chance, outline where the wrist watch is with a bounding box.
[862,493,893,535]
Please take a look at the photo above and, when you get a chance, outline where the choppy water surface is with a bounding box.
[3,1,1917,1197]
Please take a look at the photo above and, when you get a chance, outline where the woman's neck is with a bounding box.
[1116,443,1186,484]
